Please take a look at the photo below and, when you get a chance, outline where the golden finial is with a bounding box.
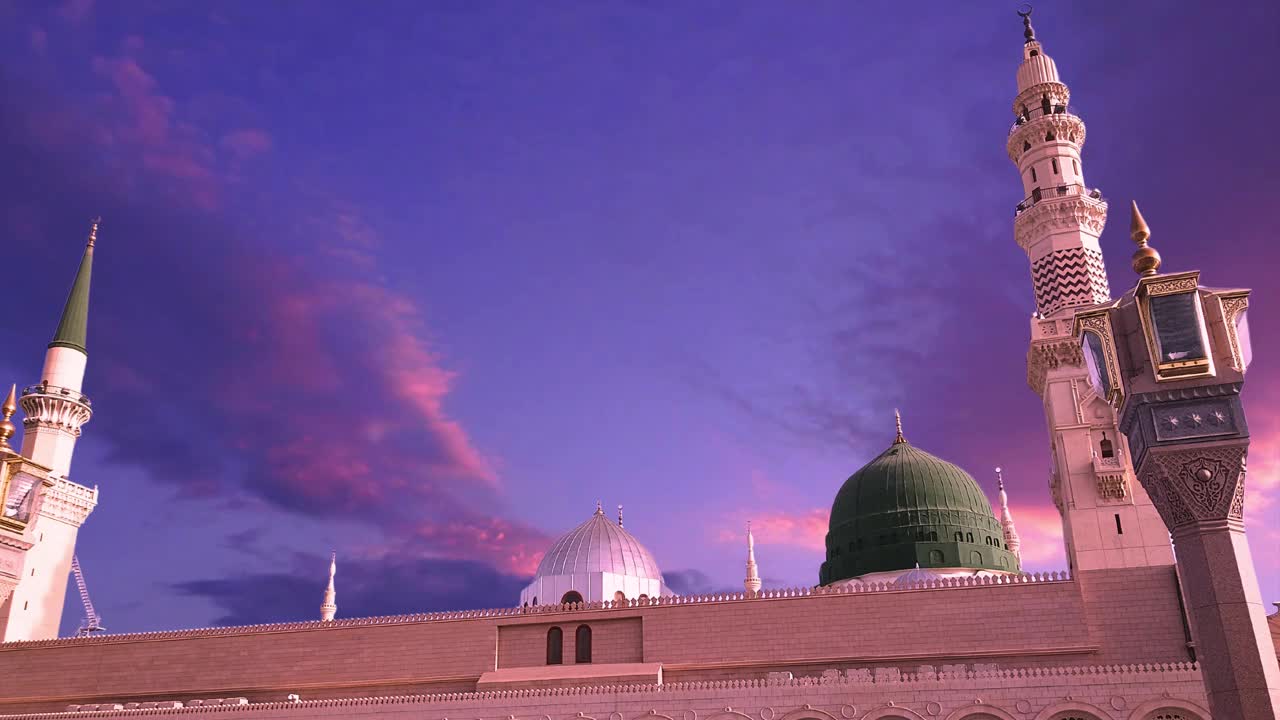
[1129,201,1161,276]
[0,384,17,451]
[87,217,101,248]
[894,408,906,444]
[1017,4,1036,44]
[595,499,603,515]
[617,504,624,527]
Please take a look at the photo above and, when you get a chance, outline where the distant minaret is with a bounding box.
[320,552,337,622]
[995,467,1022,562]
[1005,11,1171,572]
[744,521,761,598]
[1,220,101,642]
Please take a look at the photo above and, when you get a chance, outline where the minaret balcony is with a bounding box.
[1009,103,1077,134]
[19,383,93,434]
[1014,183,1104,216]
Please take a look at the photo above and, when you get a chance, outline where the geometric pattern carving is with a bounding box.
[1006,112,1086,163]
[1096,474,1128,500]
[1030,246,1110,317]
[1139,445,1247,529]
[37,477,98,527]
[1027,338,1085,395]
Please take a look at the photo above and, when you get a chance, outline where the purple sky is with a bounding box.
[2,1,1279,634]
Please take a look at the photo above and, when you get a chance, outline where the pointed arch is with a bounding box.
[1032,700,1110,720]
[780,707,839,720]
[1125,699,1209,720]
[944,707,1018,720]
[859,708,927,720]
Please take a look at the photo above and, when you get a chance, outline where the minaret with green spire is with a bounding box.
[48,218,97,354]
[3,219,102,643]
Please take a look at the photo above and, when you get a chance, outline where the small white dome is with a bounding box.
[535,507,662,579]
[520,505,667,606]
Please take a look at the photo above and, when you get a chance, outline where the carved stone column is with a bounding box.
[1138,440,1280,718]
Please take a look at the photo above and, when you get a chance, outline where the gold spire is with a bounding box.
[893,408,906,444]
[1129,201,1161,276]
[0,384,17,452]
[595,499,603,515]
[87,217,101,248]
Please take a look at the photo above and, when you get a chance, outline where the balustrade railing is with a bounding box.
[21,382,91,406]
[1009,103,1079,134]
[1015,183,1104,216]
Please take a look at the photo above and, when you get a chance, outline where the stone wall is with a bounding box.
[0,571,1201,715]
[2,663,1210,720]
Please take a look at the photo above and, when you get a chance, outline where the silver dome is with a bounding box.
[535,506,663,580]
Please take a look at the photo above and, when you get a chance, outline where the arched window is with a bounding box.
[575,625,592,664]
[532,596,538,605]
[929,549,944,564]
[928,531,938,541]
[1100,433,1115,458]
[954,532,963,542]
[1030,166,1038,183]
[1073,159,1079,175]
[966,532,974,543]
[546,626,563,665]
[1052,158,1059,174]
[560,590,583,605]
[971,550,983,565]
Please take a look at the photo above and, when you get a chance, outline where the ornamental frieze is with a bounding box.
[1007,113,1087,162]
[1026,338,1084,394]
[1012,82,1070,115]
[1014,196,1108,253]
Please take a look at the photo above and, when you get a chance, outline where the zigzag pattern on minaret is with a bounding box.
[1030,246,1110,316]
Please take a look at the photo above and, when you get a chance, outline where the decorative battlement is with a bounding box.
[37,478,97,527]
[19,385,92,437]
[0,571,1073,650]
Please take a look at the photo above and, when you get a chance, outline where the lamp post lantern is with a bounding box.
[1073,202,1279,718]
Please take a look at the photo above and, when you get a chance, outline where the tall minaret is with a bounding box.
[0,221,101,641]
[995,467,1021,561]
[1006,11,1172,572]
[320,553,337,622]
[744,521,761,598]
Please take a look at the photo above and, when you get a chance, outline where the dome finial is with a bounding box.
[894,408,906,444]
[617,504,624,527]
[1017,4,1036,44]
[1129,200,1161,276]
[0,384,17,452]
[87,217,101,248]
[995,466,1005,492]
[595,499,603,516]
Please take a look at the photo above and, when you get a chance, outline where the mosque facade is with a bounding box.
[1,12,1279,720]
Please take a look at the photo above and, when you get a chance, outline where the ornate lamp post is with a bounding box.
[1074,202,1280,718]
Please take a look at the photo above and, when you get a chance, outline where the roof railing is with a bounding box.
[1009,103,1078,134]
[1015,183,1104,216]
[20,382,92,406]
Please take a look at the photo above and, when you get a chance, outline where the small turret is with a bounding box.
[744,521,761,598]
[996,467,1022,561]
[320,552,337,622]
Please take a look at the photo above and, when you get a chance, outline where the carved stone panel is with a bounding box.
[1137,444,1247,529]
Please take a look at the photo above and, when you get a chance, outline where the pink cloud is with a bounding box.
[718,508,828,550]
[1000,502,1067,568]
[404,516,551,576]
[221,129,273,161]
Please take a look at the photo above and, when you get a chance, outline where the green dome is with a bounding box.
[819,436,1019,585]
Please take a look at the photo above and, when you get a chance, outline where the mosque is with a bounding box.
[1,11,1278,720]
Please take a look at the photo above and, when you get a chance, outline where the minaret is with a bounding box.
[0,221,101,641]
[995,467,1021,561]
[320,552,337,622]
[1006,11,1172,572]
[21,219,97,478]
[744,521,761,598]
